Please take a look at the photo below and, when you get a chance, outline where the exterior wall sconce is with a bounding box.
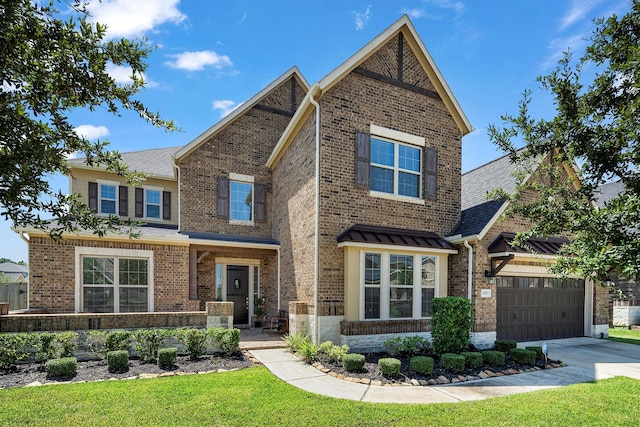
[234,279,240,289]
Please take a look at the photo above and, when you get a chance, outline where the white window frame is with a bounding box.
[143,185,164,220]
[360,250,439,321]
[229,173,255,225]
[369,125,425,203]
[97,179,119,216]
[75,247,154,313]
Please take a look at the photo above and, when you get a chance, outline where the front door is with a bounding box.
[227,265,249,324]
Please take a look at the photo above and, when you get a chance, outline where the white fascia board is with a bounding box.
[446,234,480,244]
[68,163,176,181]
[19,227,190,246]
[489,251,557,260]
[187,238,279,251]
[337,241,458,255]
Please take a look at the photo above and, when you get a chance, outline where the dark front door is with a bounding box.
[227,266,249,324]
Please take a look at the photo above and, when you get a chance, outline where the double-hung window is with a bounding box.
[99,182,117,215]
[230,179,253,223]
[362,252,438,320]
[370,137,421,198]
[145,188,161,219]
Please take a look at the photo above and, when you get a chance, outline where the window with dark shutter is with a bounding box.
[162,191,171,220]
[119,186,128,216]
[355,131,370,189]
[254,183,266,223]
[88,182,98,212]
[217,177,229,219]
[425,147,437,200]
[135,187,144,218]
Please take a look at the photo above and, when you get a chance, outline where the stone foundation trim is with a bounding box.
[470,331,496,349]
[591,324,609,339]
[206,301,234,329]
[613,305,640,327]
[341,331,432,353]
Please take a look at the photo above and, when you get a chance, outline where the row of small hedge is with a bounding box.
[0,327,240,370]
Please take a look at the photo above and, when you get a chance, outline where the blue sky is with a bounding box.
[0,0,630,263]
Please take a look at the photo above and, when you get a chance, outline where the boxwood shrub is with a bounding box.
[107,350,129,372]
[494,339,517,352]
[510,348,537,366]
[157,347,177,369]
[45,357,77,377]
[378,358,401,377]
[482,350,505,367]
[431,297,472,354]
[343,353,365,372]
[440,353,465,373]
[460,351,483,369]
[410,356,434,375]
[525,346,544,360]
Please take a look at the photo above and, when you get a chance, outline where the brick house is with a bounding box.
[17,16,608,349]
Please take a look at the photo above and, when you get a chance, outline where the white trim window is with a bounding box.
[370,137,421,198]
[230,174,254,224]
[144,187,162,219]
[361,251,439,320]
[75,247,154,313]
[98,180,118,215]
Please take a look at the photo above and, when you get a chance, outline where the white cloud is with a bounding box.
[86,0,186,39]
[401,8,426,19]
[165,51,233,71]
[106,63,135,83]
[74,125,109,140]
[559,0,603,31]
[353,5,371,30]
[424,0,465,15]
[540,34,586,71]
[212,100,243,118]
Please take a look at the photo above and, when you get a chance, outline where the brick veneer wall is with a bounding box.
[28,236,193,313]
[315,36,462,316]
[178,76,306,236]
[272,114,317,314]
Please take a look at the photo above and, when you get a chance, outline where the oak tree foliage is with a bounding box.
[0,0,175,238]
[489,1,640,283]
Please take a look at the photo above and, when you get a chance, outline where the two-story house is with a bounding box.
[17,16,608,349]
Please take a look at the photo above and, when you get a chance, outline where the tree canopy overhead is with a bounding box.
[0,0,175,238]
[489,0,640,283]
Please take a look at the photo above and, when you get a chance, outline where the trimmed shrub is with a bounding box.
[319,341,333,354]
[86,331,108,359]
[208,327,240,355]
[55,331,78,357]
[441,353,465,373]
[134,329,168,363]
[343,353,365,372]
[410,356,434,375]
[510,348,537,366]
[319,341,349,363]
[461,351,483,369]
[525,346,544,360]
[107,350,129,372]
[482,350,505,367]
[105,331,131,353]
[36,332,57,362]
[176,328,208,360]
[378,358,401,377]
[494,339,517,352]
[158,347,177,369]
[431,297,472,354]
[45,357,77,377]
[383,336,431,357]
[0,333,33,369]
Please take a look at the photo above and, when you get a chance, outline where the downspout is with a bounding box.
[309,84,320,343]
[463,240,473,300]
[277,247,281,311]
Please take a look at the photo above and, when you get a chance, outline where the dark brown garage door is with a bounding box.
[496,276,584,341]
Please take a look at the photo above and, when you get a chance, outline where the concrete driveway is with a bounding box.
[519,337,640,381]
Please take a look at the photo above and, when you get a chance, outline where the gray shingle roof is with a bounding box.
[69,146,181,179]
[595,180,624,207]
[448,153,520,237]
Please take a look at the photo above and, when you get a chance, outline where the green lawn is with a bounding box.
[608,327,640,345]
[1,367,639,426]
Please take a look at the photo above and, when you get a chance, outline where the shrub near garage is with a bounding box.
[431,297,472,354]
[494,339,517,352]
[482,350,505,367]
[510,348,537,366]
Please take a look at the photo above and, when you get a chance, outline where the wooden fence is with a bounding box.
[0,282,28,311]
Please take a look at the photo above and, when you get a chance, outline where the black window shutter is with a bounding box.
[217,177,229,219]
[425,147,438,200]
[135,187,144,218]
[254,183,266,223]
[88,182,98,212]
[355,131,370,189]
[119,186,128,216]
[162,191,171,220]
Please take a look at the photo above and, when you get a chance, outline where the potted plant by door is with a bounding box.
[253,297,264,327]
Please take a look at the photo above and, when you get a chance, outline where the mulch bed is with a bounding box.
[0,351,255,390]
[314,352,563,386]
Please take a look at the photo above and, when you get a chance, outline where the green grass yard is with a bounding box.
[608,327,640,345]
[1,367,639,426]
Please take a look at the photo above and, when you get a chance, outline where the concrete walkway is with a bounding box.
[250,337,640,404]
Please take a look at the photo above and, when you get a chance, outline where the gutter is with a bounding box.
[308,84,321,343]
[173,161,181,231]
